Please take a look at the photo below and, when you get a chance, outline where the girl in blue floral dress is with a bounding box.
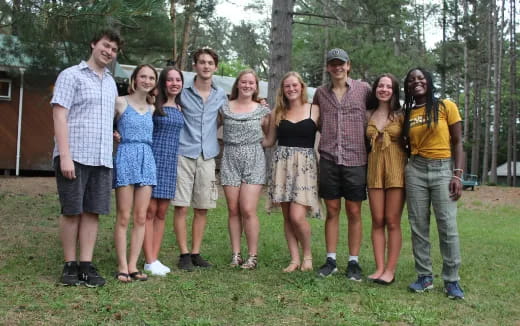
[113,64,157,282]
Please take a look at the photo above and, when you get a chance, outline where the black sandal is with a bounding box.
[129,271,148,281]
[115,272,130,283]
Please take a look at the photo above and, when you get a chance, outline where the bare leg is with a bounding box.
[324,199,341,253]
[379,188,404,282]
[114,186,134,275]
[151,199,170,260]
[128,186,152,274]
[345,200,362,256]
[288,203,313,271]
[60,215,80,262]
[78,212,100,262]
[173,206,189,254]
[191,208,207,254]
[368,188,385,279]
[224,186,242,255]
[281,202,300,272]
[239,184,262,256]
[144,199,157,264]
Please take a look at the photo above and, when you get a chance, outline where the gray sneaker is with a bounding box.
[317,257,338,277]
[345,260,362,282]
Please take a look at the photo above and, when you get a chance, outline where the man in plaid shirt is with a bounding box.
[52,29,122,287]
[313,48,371,281]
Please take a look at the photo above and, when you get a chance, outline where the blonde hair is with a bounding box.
[128,64,158,104]
[230,69,260,101]
[274,71,308,126]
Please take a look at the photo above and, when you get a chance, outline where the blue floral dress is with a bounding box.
[113,103,157,188]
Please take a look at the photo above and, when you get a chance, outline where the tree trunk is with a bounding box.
[508,0,517,186]
[178,0,196,70]
[471,80,481,175]
[321,28,329,85]
[440,0,447,98]
[490,0,504,184]
[267,0,295,108]
[481,5,494,185]
[170,0,177,65]
[462,0,470,145]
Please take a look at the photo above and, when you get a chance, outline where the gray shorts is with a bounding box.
[54,157,112,216]
[171,155,218,209]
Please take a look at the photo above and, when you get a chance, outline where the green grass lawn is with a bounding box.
[0,185,519,325]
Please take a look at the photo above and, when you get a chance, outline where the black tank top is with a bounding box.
[277,105,317,148]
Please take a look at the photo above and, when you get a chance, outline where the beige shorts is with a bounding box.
[171,155,218,209]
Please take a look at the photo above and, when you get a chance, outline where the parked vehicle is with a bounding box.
[462,174,479,191]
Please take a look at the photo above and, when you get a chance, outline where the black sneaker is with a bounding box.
[178,254,194,271]
[78,263,106,288]
[191,254,212,268]
[346,260,362,282]
[59,261,81,286]
[317,257,338,277]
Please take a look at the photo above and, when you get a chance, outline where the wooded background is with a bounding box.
[0,0,517,186]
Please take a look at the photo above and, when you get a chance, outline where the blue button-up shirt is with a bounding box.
[51,61,117,168]
[179,77,227,159]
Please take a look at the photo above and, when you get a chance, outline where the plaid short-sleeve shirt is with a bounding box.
[313,78,371,167]
[51,61,117,168]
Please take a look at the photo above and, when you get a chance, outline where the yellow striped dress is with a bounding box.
[366,114,407,189]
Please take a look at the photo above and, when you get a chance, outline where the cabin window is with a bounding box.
[0,79,12,100]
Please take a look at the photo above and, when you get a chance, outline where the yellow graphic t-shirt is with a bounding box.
[408,99,461,159]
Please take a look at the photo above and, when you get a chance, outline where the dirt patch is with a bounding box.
[460,185,520,210]
[0,177,519,210]
[0,177,56,196]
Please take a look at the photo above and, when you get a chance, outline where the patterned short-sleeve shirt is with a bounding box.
[313,78,371,167]
[51,61,117,168]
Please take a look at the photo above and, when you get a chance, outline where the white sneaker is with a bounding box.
[156,260,171,273]
[144,261,167,276]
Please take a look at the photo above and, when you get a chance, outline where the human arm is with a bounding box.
[52,104,75,179]
[261,110,277,148]
[449,121,463,201]
[113,97,126,142]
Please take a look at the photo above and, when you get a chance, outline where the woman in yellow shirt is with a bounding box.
[402,68,464,299]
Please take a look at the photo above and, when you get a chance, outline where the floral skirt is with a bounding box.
[267,146,322,219]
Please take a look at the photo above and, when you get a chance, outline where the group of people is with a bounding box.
[52,28,465,300]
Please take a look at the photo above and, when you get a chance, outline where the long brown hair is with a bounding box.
[274,72,308,126]
[128,64,157,104]
[366,73,401,120]
[229,69,260,102]
[154,66,184,116]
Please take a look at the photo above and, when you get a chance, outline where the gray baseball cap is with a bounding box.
[326,48,349,63]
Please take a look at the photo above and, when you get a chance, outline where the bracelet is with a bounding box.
[451,175,463,182]
[453,168,463,173]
